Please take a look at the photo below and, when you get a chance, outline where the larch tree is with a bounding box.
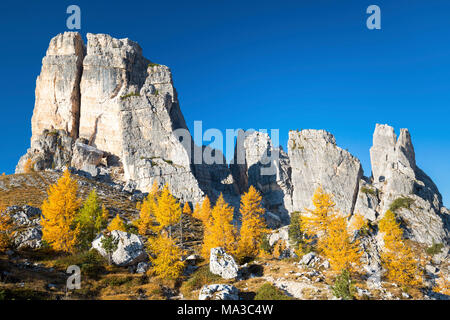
[41,169,81,253]
[148,231,185,279]
[194,196,212,225]
[193,202,201,219]
[107,214,127,232]
[378,210,422,287]
[319,213,362,272]
[350,212,369,233]
[23,158,34,173]
[0,203,13,252]
[236,186,267,261]
[154,184,181,237]
[136,193,157,236]
[201,194,237,258]
[301,186,336,238]
[183,203,192,215]
[75,189,108,249]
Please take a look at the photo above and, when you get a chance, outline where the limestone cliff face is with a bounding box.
[31,32,85,143]
[288,130,363,215]
[76,33,204,201]
[230,131,292,225]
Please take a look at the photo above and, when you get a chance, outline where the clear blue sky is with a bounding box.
[0,1,449,206]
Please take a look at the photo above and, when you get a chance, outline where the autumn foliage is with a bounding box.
[378,210,421,287]
[183,203,192,215]
[301,186,335,236]
[148,231,185,279]
[0,202,13,252]
[135,184,159,236]
[154,184,181,237]
[23,158,34,173]
[194,196,212,225]
[301,187,361,273]
[236,186,267,260]
[318,213,362,272]
[201,194,237,258]
[107,214,127,232]
[41,169,81,253]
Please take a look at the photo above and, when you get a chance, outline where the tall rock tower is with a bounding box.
[17,32,236,203]
[31,32,85,142]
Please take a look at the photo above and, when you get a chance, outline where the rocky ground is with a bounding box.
[0,172,448,301]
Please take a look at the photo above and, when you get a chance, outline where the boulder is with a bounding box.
[209,247,239,279]
[198,284,239,300]
[268,226,290,247]
[13,227,43,250]
[299,252,317,266]
[7,205,41,227]
[71,141,104,170]
[92,230,147,266]
[136,262,150,274]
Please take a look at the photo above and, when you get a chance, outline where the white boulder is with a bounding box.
[199,284,239,300]
[209,247,239,279]
[92,230,147,267]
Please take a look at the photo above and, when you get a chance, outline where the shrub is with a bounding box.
[254,283,293,300]
[54,250,107,279]
[0,288,51,300]
[148,62,160,68]
[389,197,414,213]
[288,211,303,246]
[102,275,135,287]
[331,269,355,300]
[180,265,221,297]
[259,234,272,254]
[360,187,376,196]
[120,92,140,100]
[426,242,444,256]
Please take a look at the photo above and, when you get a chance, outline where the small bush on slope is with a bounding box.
[254,283,294,300]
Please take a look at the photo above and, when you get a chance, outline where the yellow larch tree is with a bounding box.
[154,184,181,237]
[136,192,157,236]
[301,186,335,238]
[24,158,34,173]
[183,203,192,215]
[301,187,362,273]
[148,231,185,279]
[41,169,81,253]
[0,202,13,252]
[107,214,127,232]
[319,213,362,272]
[193,202,201,218]
[236,186,267,260]
[194,196,212,225]
[350,212,369,233]
[433,272,450,295]
[201,194,237,258]
[378,210,422,287]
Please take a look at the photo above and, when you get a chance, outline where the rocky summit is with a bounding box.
[16,32,449,247]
